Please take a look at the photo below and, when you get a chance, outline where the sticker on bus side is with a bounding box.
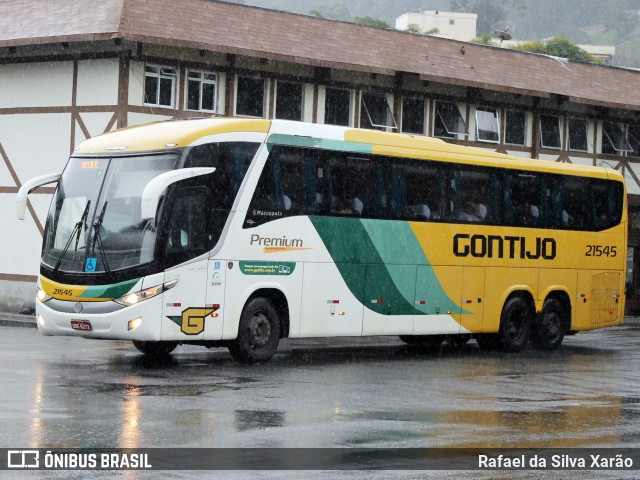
[239,262,296,275]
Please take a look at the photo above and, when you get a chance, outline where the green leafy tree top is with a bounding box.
[354,16,391,29]
[470,33,494,45]
[509,36,601,63]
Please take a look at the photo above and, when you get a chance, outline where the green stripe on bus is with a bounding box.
[267,134,373,154]
[310,216,466,316]
[77,278,139,300]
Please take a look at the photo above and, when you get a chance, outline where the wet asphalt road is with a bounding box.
[2,324,640,479]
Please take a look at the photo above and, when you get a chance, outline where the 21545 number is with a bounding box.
[585,245,617,257]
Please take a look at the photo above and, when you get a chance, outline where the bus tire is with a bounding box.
[229,297,281,364]
[132,340,177,356]
[398,335,444,350]
[532,298,565,351]
[498,296,533,352]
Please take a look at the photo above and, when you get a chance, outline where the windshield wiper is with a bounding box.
[53,200,90,275]
[90,201,111,274]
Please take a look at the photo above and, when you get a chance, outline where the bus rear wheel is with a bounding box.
[229,297,281,364]
[532,298,565,351]
[132,340,177,356]
[498,296,533,352]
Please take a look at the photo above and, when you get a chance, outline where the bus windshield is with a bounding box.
[42,153,178,273]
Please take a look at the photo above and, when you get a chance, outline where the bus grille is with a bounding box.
[590,272,621,326]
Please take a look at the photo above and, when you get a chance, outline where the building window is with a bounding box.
[236,76,265,117]
[275,81,303,121]
[325,87,351,126]
[360,93,397,130]
[187,70,217,112]
[449,19,455,25]
[144,65,177,108]
[475,107,500,143]
[602,122,633,155]
[540,114,561,149]
[401,96,425,134]
[434,101,468,139]
[505,110,526,146]
[568,118,588,152]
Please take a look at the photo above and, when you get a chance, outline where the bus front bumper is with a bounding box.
[35,296,163,341]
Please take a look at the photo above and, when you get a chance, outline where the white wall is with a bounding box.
[76,59,119,106]
[0,59,122,312]
[0,61,73,108]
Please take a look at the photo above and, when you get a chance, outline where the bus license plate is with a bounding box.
[71,320,92,331]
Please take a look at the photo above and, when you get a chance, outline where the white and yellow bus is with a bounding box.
[17,118,627,362]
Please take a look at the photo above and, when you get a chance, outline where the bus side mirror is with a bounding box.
[16,172,62,220]
[140,167,215,220]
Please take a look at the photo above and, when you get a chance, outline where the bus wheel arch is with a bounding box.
[532,292,570,351]
[498,291,535,352]
[229,289,289,364]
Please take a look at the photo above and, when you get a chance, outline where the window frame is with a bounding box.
[539,114,562,150]
[475,106,500,144]
[186,69,218,113]
[144,64,177,109]
[324,87,352,126]
[401,96,426,135]
[275,80,304,121]
[504,109,527,146]
[235,75,266,118]
[433,101,469,139]
[602,122,634,155]
[360,92,398,130]
[567,117,588,152]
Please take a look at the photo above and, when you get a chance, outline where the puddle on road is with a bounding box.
[234,409,286,431]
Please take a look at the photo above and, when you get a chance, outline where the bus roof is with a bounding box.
[73,118,271,154]
[74,118,623,183]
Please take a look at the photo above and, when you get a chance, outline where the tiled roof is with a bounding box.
[1,0,638,111]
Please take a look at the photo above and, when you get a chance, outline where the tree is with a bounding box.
[307,3,352,22]
[406,23,422,34]
[470,33,494,45]
[508,36,601,63]
[353,16,391,29]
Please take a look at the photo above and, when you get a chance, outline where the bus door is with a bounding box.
[299,151,365,337]
[160,186,211,340]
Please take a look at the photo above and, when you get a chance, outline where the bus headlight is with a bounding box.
[36,286,51,303]
[128,317,143,331]
[114,280,178,307]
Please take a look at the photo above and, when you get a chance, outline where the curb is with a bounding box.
[0,313,37,328]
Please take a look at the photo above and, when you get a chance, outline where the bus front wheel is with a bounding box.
[229,297,281,364]
[498,296,533,352]
[132,340,177,356]
[532,298,565,351]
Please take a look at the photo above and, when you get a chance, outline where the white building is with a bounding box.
[395,11,477,41]
[2,0,640,314]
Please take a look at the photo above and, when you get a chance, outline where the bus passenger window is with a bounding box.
[456,169,491,223]
[508,172,542,227]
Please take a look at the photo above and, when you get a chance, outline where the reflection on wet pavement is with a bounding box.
[2,325,640,458]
